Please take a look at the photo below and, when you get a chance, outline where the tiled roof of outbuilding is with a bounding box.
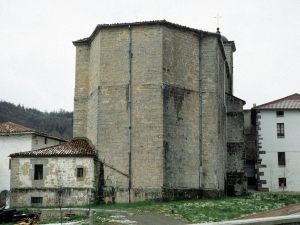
[0,122,66,141]
[0,122,33,133]
[253,93,300,109]
[10,138,96,158]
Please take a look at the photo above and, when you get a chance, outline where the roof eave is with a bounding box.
[73,20,219,46]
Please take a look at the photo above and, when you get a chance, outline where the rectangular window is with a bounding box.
[34,165,43,180]
[44,137,47,144]
[31,197,43,204]
[277,123,284,137]
[279,178,286,187]
[9,159,11,170]
[278,152,286,165]
[276,111,284,117]
[77,168,83,178]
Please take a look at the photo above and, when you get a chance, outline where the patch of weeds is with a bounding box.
[93,192,300,223]
[40,214,88,224]
[94,212,112,223]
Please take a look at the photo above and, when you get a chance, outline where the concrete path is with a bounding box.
[240,203,300,219]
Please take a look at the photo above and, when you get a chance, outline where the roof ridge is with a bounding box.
[0,121,66,141]
[9,137,96,158]
[253,93,300,109]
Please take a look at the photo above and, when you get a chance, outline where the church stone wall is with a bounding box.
[73,23,239,202]
[226,95,244,143]
[130,26,164,195]
[162,27,200,190]
[96,27,131,203]
[226,94,246,196]
[201,36,227,197]
[73,45,89,138]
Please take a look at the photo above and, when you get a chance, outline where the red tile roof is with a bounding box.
[253,93,300,109]
[0,122,33,133]
[0,122,66,141]
[10,138,96,157]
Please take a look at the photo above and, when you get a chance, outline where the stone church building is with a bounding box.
[72,20,245,202]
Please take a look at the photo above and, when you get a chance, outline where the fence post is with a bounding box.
[89,209,94,225]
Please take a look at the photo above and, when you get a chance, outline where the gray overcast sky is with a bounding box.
[1,0,299,111]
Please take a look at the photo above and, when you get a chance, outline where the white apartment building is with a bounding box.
[254,94,300,192]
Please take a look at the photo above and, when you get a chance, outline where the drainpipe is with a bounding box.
[128,25,132,203]
[198,33,203,189]
[224,59,228,194]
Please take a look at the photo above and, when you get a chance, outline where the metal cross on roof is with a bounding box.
[214,13,222,28]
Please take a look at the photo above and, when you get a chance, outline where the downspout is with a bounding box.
[128,25,132,203]
[224,59,228,195]
[198,33,203,190]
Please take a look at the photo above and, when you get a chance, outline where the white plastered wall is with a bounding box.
[31,135,62,150]
[0,134,32,193]
[258,110,300,192]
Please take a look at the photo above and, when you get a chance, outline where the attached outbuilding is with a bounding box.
[0,121,66,207]
[9,138,99,207]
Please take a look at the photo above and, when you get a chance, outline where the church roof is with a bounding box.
[0,121,66,141]
[73,20,222,45]
[10,138,96,158]
[253,93,300,110]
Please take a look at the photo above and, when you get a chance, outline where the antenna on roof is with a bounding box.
[214,13,222,33]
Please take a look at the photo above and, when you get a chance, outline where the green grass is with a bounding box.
[89,192,300,223]
[39,214,89,224]
[38,212,113,225]
[10,192,300,224]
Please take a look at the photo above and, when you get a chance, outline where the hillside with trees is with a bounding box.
[0,101,73,139]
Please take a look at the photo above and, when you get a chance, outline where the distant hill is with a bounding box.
[0,101,73,140]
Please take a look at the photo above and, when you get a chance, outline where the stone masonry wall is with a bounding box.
[201,36,226,197]
[75,25,165,202]
[226,94,246,195]
[11,188,92,207]
[97,26,131,202]
[10,157,95,206]
[131,26,164,196]
[223,44,234,94]
[226,94,244,143]
[244,110,257,161]
[162,27,200,190]
[73,23,235,201]
[73,45,89,138]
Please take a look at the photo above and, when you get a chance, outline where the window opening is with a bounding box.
[34,164,43,180]
[278,178,286,187]
[277,123,284,137]
[31,197,43,204]
[278,152,286,165]
[77,168,83,178]
[276,111,284,117]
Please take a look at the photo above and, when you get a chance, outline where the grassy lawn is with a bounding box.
[91,192,300,223]
[5,192,300,224]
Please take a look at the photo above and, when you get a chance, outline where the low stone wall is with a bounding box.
[11,188,93,207]
[28,208,89,220]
